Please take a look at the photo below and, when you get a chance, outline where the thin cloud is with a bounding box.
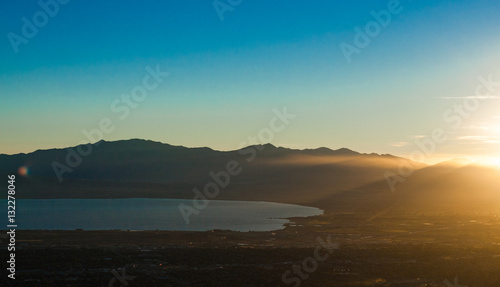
[462,125,490,130]
[411,135,426,139]
[390,141,410,147]
[437,96,500,99]
[452,135,500,145]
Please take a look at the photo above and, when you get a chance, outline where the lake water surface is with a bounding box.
[2,198,323,232]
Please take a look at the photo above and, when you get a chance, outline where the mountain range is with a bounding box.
[1,139,499,214]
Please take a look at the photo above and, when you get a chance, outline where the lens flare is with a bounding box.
[18,166,29,176]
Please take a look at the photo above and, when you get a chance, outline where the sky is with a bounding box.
[1,0,500,164]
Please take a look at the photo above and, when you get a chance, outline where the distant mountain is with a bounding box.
[2,139,500,215]
[0,139,423,203]
[395,161,500,210]
[430,158,472,168]
[300,147,360,156]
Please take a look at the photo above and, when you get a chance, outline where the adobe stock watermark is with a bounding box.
[339,0,403,63]
[178,107,296,224]
[7,0,70,54]
[108,267,136,287]
[385,73,500,192]
[282,235,339,287]
[213,0,242,21]
[443,277,468,287]
[51,65,169,182]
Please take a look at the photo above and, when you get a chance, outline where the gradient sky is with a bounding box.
[1,0,500,164]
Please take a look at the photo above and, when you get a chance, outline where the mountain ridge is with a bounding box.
[0,138,368,157]
[1,138,499,215]
[0,138,424,202]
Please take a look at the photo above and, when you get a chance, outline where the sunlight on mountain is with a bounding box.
[479,157,500,169]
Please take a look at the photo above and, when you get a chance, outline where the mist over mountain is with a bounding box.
[0,139,415,201]
[1,139,499,214]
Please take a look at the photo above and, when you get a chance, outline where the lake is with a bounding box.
[2,198,323,232]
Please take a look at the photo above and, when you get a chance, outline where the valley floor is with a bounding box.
[3,210,500,286]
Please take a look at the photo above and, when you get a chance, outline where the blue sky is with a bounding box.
[1,0,500,163]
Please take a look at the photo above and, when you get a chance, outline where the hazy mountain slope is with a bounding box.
[324,161,500,216]
[0,139,423,204]
[3,139,499,214]
[394,162,500,211]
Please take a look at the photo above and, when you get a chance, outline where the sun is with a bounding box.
[480,157,500,169]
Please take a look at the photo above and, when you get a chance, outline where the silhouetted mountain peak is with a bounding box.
[299,147,360,156]
[242,143,282,152]
[262,143,277,149]
[333,147,360,156]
